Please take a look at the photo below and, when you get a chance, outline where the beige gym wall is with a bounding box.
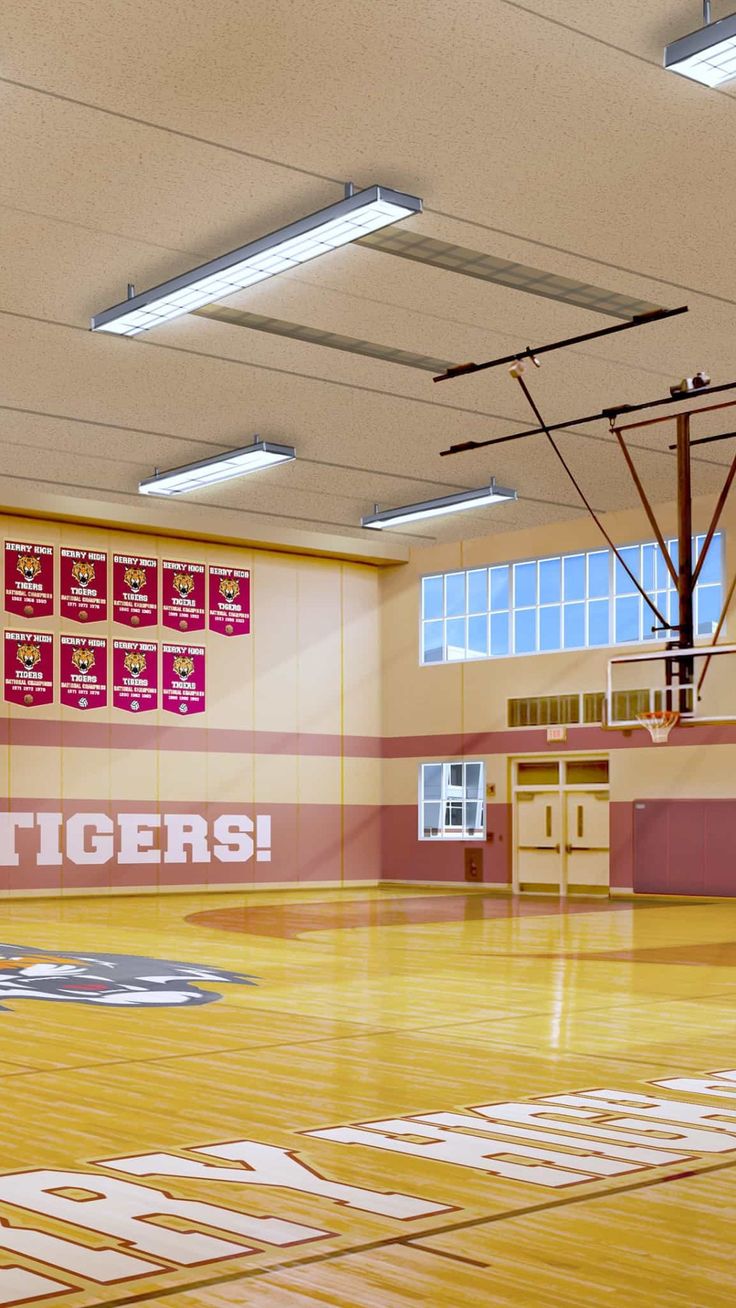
[0,511,382,895]
[379,491,736,888]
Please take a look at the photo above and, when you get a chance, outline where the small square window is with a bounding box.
[616,595,640,644]
[490,612,509,656]
[465,762,483,798]
[563,555,585,601]
[514,608,537,654]
[642,544,656,593]
[446,618,466,661]
[696,538,722,587]
[422,764,443,800]
[588,551,609,598]
[422,575,443,621]
[467,614,489,659]
[467,569,488,614]
[697,584,721,635]
[490,566,510,611]
[514,561,537,608]
[540,605,561,651]
[563,602,585,648]
[539,557,561,604]
[419,762,486,840]
[588,599,609,646]
[615,547,639,596]
[422,620,444,663]
[445,573,466,617]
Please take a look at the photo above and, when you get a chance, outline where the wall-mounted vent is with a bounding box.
[584,693,605,723]
[508,695,583,728]
[508,691,649,728]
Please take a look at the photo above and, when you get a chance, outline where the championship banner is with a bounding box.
[162,643,205,716]
[112,639,158,713]
[112,555,158,628]
[60,548,108,623]
[4,541,54,619]
[162,560,206,633]
[209,565,251,636]
[4,630,54,707]
[60,634,107,711]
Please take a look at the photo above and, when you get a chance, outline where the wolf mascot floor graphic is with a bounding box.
[0,944,254,1010]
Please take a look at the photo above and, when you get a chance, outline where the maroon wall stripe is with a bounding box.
[0,718,383,757]
[380,722,736,756]
[4,796,733,898]
[3,718,736,758]
[0,800,381,894]
[381,804,512,885]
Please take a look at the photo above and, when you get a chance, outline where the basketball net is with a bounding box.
[636,709,680,744]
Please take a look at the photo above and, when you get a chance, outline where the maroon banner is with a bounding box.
[162,643,205,716]
[60,634,108,711]
[112,639,158,713]
[112,554,158,628]
[4,630,54,707]
[162,560,206,633]
[4,541,54,619]
[209,565,251,636]
[60,548,108,623]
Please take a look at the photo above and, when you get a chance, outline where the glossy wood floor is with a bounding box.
[1,886,736,1306]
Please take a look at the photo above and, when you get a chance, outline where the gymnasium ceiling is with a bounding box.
[2,0,736,562]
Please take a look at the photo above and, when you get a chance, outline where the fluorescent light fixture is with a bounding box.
[92,184,422,337]
[664,10,736,86]
[139,439,295,496]
[361,480,517,529]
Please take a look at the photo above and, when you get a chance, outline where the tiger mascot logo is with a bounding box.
[123,650,146,679]
[71,647,95,675]
[173,654,195,682]
[124,566,146,593]
[219,576,240,603]
[17,643,41,671]
[17,555,41,583]
[71,559,95,588]
[172,572,195,599]
[0,944,254,1011]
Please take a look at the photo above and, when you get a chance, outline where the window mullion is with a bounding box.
[587,553,593,648]
[609,548,615,645]
[514,563,519,655]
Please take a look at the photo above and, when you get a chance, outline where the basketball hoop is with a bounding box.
[636,709,680,744]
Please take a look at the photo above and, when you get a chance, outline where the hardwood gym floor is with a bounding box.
[1,886,735,1306]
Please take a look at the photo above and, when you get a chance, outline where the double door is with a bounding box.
[513,756,609,894]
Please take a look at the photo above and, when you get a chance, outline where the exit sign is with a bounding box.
[546,725,567,742]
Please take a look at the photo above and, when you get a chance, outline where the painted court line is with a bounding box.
[3,981,730,1081]
[407,1241,490,1268]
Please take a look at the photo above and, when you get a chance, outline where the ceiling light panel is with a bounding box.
[362,481,516,529]
[665,12,736,86]
[139,440,296,496]
[92,186,422,337]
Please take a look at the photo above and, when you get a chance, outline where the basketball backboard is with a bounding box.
[606,644,736,729]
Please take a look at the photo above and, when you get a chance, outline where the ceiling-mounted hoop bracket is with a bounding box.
[440,377,736,458]
[433,305,687,385]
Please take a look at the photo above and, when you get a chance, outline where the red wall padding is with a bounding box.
[633,800,736,896]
